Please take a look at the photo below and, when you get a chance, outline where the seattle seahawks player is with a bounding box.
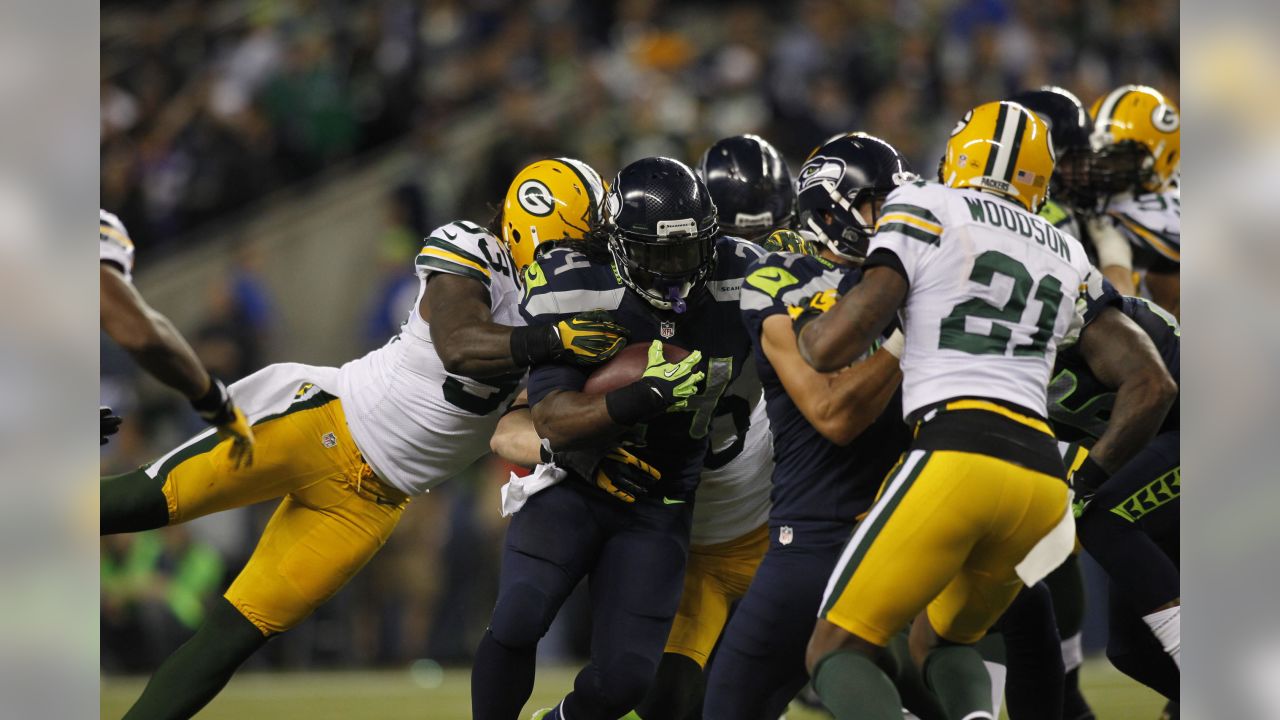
[797,102,1106,720]
[698,134,797,244]
[99,209,254,457]
[706,132,921,720]
[1087,85,1181,318]
[1051,292,1180,699]
[472,157,762,720]
[100,159,626,720]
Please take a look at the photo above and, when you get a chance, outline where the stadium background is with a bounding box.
[99,0,1177,716]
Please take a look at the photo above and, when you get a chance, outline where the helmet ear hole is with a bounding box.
[510,228,522,244]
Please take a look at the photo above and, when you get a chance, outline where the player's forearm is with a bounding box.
[532,390,629,451]
[1088,372,1176,473]
[1101,265,1136,296]
[490,409,544,468]
[797,268,904,372]
[119,310,212,400]
[436,322,529,378]
[1145,271,1180,321]
[820,351,902,445]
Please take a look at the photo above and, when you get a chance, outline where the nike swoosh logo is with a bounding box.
[442,229,457,240]
[662,497,686,505]
[664,368,678,378]
[756,270,782,280]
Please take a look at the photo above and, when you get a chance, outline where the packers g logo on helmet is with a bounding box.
[1090,85,1180,192]
[940,100,1054,213]
[502,158,606,274]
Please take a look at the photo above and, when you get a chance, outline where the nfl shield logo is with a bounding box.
[779,526,794,546]
[659,320,676,339]
[321,432,337,448]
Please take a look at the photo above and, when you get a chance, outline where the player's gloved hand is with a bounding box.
[554,310,629,366]
[593,447,662,503]
[100,406,122,445]
[640,340,705,411]
[789,288,840,335]
[762,229,820,256]
[192,377,256,469]
[1067,449,1110,518]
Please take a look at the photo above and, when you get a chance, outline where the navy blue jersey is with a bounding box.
[739,252,911,525]
[522,237,764,500]
[1049,291,1180,443]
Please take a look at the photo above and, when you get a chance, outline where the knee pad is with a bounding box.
[488,581,555,649]
[584,651,661,716]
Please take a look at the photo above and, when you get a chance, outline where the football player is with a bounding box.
[618,134,799,720]
[98,210,253,457]
[100,159,627,720]
[706,132,921,720]
[1086,85,1181,318]
[1051,292,1181,699]
[471,157,763,720]
[796,101,1105,720]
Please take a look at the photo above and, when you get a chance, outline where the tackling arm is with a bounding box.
[100,263,212,400]
[761,314,902,445]
[1077,307,1177,473]
[797,266,908,372]
[424,275,532,378]
[489,390,543,468]
[531,390,629,451]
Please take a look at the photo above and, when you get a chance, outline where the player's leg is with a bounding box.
[1045,554,1095,720]
[472,484,602,720]
[555,499,693,720]
[705,527,869,720]
[102,390,353,535]
[123,461,407,720]
[632,524,766,720]
[1106,582,1180,701]
[994,581,1065,720]
[807,450,991,720]
[1076,432,1180,668]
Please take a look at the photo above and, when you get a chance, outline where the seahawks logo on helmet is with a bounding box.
[797,156,847,192]
[517,179,556,217]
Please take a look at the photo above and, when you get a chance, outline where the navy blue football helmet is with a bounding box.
[604,157,719,312]
[1008,86,1096,208]
[698,134,796,243]
[796,133,913,262]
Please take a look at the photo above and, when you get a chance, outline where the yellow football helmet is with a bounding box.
[940,100,1055,213]
[501,157,606,273]
[1089,85,1180,192]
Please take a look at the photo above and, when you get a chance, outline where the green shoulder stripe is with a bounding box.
[877,222,940,246]
[422,235,489,268]
[881,202,942,226]
[416,255,491,286]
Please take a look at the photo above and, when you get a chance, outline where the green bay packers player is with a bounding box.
[795,101,1109,720]
[1087,85,1181,318]
[99,210,253,458]
[99,159,627,720]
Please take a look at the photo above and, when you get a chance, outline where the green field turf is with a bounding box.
[101,657,1164,719]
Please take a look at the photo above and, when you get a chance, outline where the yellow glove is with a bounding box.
[556,310,630,366]
[215,406,256,470]
[788,288,840,333]
[595,447,662,503]
[763,229,820,256]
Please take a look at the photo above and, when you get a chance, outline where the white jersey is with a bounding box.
[100,209,135,281]
[337,221,526,495]
[867,182,1103,419]
[692,363,773,546]
[1102,187,1180,265]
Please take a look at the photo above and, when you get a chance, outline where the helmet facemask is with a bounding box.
[799,184,891,264]
[608,222,717,313]
[1086,140,1155,198]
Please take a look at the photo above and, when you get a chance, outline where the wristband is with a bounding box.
[1071,455,1111,496]
[191,377,233,424]
[880,329,905,359]
[605,382,667,426]
[510,324,562,366]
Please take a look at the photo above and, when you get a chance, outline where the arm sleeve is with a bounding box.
[1078,268,1124,327]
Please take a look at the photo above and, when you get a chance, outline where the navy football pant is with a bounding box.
[472,483,692,720]
[703,522,850,720]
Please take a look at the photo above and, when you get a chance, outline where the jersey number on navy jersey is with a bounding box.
[939,250,1065,358]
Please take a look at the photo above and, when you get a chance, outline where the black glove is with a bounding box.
[1070,455,1111,518]
[100,406,122,445]
[593,447,663,503]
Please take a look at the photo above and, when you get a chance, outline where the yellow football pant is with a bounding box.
[664,523,769,666]
[146,391,408,635]
[820,448,1068,646]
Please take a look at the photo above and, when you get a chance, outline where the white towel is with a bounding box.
[1015,492,1076,585]
[500,463,567,517]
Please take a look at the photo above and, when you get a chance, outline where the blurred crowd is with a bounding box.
[101,0,1177,674]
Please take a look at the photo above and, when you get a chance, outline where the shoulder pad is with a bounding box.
[1105,192,1181,262]
[741,252,833,313]
[876,183,945,244]
[100,209,135,280]
[417,220,505,287]
[520,248,625,319]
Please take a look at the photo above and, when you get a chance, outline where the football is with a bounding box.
[583,341,691,394]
